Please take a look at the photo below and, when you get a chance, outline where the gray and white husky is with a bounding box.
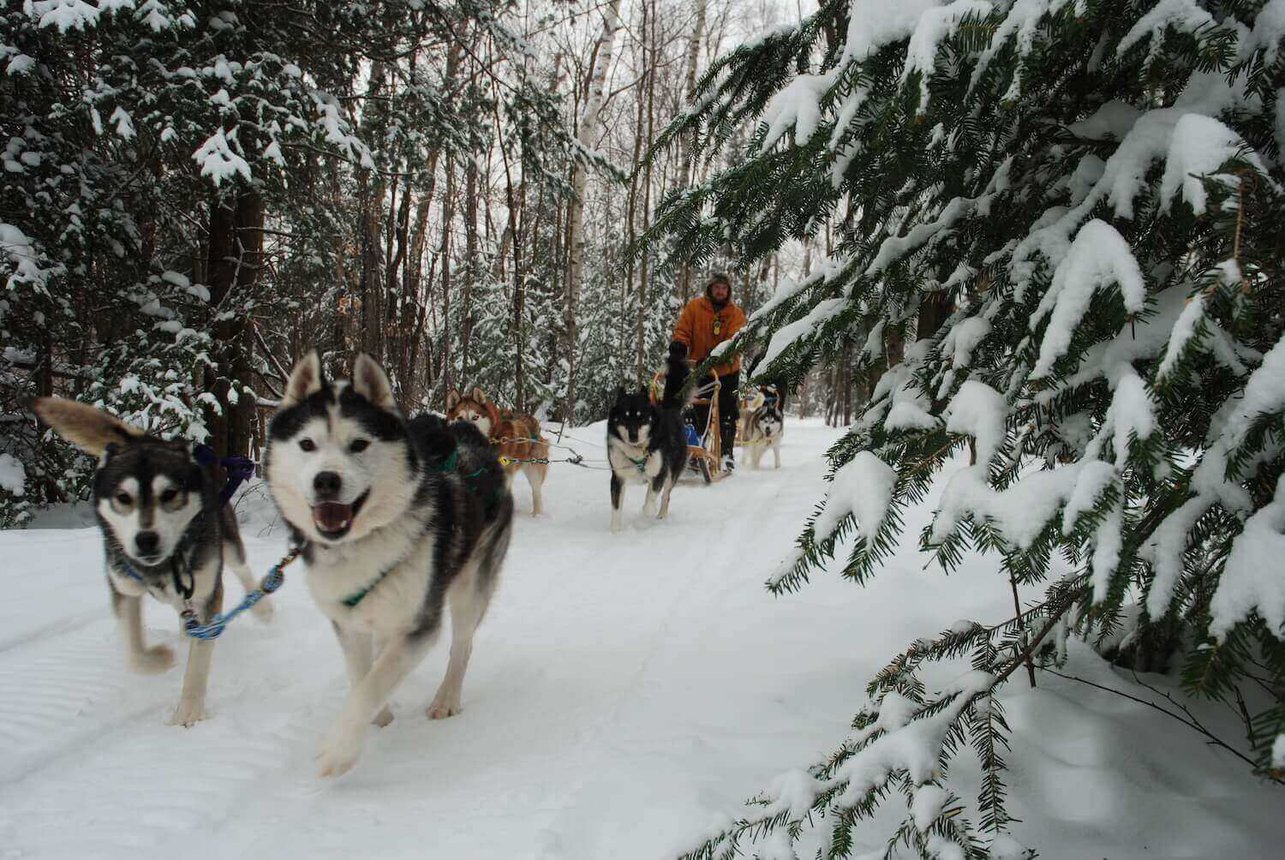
[31,398,270,726]
[265,352,513,777]
[740,385,784,470]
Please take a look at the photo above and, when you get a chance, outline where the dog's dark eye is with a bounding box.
[159,488,178,505]
[299,439,316,452]
[115,492,132,506]
[349,439,369,453]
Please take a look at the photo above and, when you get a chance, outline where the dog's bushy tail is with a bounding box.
[661,353,689,411]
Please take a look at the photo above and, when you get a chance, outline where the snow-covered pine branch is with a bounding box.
[649,0,1285,854]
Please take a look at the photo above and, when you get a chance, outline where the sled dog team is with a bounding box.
[31,352,784,776]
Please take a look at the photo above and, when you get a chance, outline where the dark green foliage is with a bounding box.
[649,0,1285,855]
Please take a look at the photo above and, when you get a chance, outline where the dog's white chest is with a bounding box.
[609,442,661,482]
[305,539,433,633]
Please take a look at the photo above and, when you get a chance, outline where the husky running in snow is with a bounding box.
[606,352,689,532]
[31,398,271,727]
[264,353,513,777]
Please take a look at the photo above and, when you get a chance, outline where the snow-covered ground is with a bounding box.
[1,419,1281,858]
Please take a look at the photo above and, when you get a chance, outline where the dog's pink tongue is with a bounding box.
[312,502,353,532]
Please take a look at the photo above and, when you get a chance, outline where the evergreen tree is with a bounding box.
[647,0,1285,855]
[0,0,569,522]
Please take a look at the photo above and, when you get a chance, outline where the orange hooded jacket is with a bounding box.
[672,293,747,377]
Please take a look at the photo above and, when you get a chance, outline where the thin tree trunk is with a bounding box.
[460,156,479,382]
[564,0,623,419]
[677,0,707,304]
[203,186,262,458]
[358,62,389,360]
[635,0,656,378]
[439,156,456,391]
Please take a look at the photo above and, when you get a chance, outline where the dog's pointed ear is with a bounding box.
[352,353,396,409]
[445,389,461,412]
[283,351,323,406]
[471,387,487,404]
[31,397,142,456]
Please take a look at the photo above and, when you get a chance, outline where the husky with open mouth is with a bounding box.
[264,352,513,777]
[30,397,271,727]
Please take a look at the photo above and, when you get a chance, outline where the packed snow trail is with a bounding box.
[1,421,1282,858]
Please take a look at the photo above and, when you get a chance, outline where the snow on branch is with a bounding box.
[813,451,898,543]
[1030,220,1145,378]
[1209,474,1285,640]
[192,128,252,185]
[943,380,1006,466]
[760,72,836,151]
[1117,0,1216,61]
[1159,114,1271,216]
[902,0,993,112]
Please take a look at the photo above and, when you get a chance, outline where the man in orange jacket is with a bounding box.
[669,272,747,473]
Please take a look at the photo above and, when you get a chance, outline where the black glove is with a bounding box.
[668,340,688,360]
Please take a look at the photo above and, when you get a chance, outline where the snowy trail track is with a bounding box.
[2,420,1283,858]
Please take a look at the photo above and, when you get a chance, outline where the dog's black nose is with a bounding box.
[135,531,159,555]
[314,471,343,499]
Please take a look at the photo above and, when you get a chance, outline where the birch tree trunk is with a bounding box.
[562,0,623,419]
[676,0,707,304]
[635,0,657,378]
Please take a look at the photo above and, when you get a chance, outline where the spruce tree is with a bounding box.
[646,0,1285,855]
[0,1,570,521]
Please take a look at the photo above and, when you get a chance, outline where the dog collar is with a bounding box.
[117,552,196,602]
[340,565,395,608]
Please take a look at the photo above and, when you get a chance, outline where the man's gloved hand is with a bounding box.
[668,340,687,360]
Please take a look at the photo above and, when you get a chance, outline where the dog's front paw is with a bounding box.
[317,725,364,778]
[372,706,394,728]
[130,644,176,675]
[426,693,461,720]
[643,501,657,518]
[168,699,206,727]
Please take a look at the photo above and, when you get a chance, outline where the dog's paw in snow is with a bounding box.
[168,699,206,727]
[130,644,175,674]
[372,706,394,728]
[426,692,461,720]
[317,724,364,778]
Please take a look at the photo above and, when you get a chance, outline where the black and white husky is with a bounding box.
[606,354,689,532]
[31,398,270,726]
[264,353,513,777]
